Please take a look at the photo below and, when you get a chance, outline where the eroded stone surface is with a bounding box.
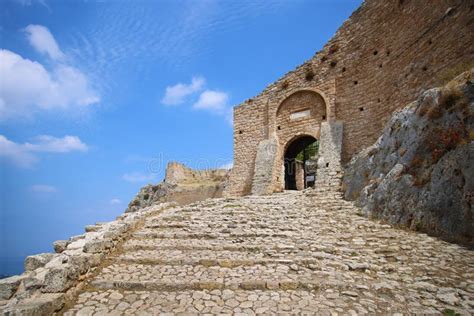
[62,192,473,314]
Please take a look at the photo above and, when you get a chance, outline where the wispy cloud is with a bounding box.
[30,184,57,193]
[0,25,99,121]
[67,1,290,92]
[122,172,157,183]
[10,0,50,10]
[162,76,205,106]
[24,24,64,60]
[0,134,88,168]
[110,198,122,205]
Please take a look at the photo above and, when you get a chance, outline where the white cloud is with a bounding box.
[219,161,233,170]
[161,76,205,106]
[193,90,228,112]
[162,77,232,125]
[0,49,99,120]
[122,172,157,183]
[24,25,64,60]
[0,135,37,167]
[25,135,88,153]
[30,184,57,193]
[110,198,122,205]
[0,134,88,168]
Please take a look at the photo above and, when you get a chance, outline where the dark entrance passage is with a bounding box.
[284,135,318,190]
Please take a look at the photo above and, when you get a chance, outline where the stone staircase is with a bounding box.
[61,191,473,315]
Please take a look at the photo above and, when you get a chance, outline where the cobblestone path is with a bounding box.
[64,191,473,315]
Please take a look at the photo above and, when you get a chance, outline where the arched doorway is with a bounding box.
[284,135,318,190]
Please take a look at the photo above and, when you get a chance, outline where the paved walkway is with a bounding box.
[64,191,473,315]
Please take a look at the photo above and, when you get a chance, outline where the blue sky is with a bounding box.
[0,0,361,275]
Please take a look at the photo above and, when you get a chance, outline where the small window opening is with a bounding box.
[359,107,364,111]
[277,126,281,130]
[354,80,358,85]
[322,115,326,120]
[305,70,315,81]
[373,50,378,55]
[326,163,329,167]
[239,130,243,134]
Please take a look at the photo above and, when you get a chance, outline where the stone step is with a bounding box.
[88,263,375,293]
[122,239,333,252]
[131,230,304,240]
[147,210,355,223]
[89,264,356,291]
[65,288,389,315]
[114,249,344,268]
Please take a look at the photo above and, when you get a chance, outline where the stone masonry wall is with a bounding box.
[225,0,474,196]
[165,162,229,185]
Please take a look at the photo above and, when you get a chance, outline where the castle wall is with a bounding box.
[165,162,229,186]
[226,0,474,196]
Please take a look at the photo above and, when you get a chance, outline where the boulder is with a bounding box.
[42,264,79,293]
[53,240,69,253]
[24,253,55,272]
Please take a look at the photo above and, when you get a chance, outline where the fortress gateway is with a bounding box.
[224,0,473,196]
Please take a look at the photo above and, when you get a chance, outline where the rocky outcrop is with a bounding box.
[125,162,230,212]
[343,70,473,245]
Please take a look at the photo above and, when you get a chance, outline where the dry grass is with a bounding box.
[438,85,465,110]
[426,106,443,120]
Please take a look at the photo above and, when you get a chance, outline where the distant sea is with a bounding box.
[0,257,25,278]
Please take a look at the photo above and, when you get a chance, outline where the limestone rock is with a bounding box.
[42,264,79,293]
[53,240,69,253]
[24,253,55,272]
[1,293,64,315]
[0,275,26,300]
[343,71,474,244]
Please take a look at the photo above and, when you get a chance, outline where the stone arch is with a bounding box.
[273,90,327,192]
[282,134,318,190]
[275,90,327,137]
[276,89,329,119]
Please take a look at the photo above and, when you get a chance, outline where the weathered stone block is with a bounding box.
[42,265,79,293]
[0,275,26,300]
[24,253,55,272]
[53,240,69,254]
[2,293,64,315]
[83,238,114,253]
